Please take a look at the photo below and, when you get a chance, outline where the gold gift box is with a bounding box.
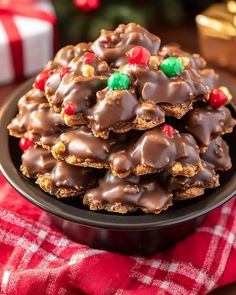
[196,1,236,71]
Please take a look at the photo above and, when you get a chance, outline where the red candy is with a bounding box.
[60,66,71,80]
[74,0,100,12]
[19,138,35,151]
[209,88,228,108]
[35,69,52,91]
[82,52,96,64]
[100,38,109,44]
[64,103,76,116]
[126,46,151,65]
[161,124,175,138]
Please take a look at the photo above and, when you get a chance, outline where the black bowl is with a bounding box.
[0,78,236,255]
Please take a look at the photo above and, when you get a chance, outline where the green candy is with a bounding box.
[107,72,130,90]
[160,57,184,78]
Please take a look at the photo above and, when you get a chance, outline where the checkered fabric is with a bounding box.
[0,173,236,295]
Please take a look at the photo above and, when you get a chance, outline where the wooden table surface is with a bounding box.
[0,24,236,294]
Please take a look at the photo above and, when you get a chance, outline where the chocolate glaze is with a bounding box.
[8,89,70,147]
[50,161,96,195]
[44,72,61,106]
[84,171,173,213]
[201,137,232,170]
[135,101,165,123]
[45,53,110,111]
[159,45,207,69]
[27,103,68,147]
[159,162,219,195]
[68,54,110,76]
[88,89,138,131]
[109,127,201,177]
[7,89,47,136]
[53,43,92,66]
[21,146,97,196]
[91,23,161,67]
[52,125,201,177]
[21,145,56,177]
[159,46,218,90]
[54,126,124,165]
[45,74,107,120]
[119,63,217,108]
[88,88,165,137]
[185,106,236,147]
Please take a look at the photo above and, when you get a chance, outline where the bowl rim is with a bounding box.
[0,78,236,230]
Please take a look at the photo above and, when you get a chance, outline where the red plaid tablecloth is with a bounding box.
[0,172,236,295]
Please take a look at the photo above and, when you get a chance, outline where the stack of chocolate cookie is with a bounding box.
[8,23,236,214]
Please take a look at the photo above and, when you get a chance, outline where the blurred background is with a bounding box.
[55,0,221,48]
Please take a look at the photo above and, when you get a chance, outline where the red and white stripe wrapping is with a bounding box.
[0,0,56,85]
[0,172,236,295]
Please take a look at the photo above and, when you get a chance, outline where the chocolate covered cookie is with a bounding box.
[91,23,161,67]
[159,162,219,200]
[8,93,68,149]
[8,89,47,138]
[110,126,202,178]
[84,171,173,214]
[185,105,236,150]
[119,46,218,119]
[21,146,97,197]
[45,74,108,126]
[88,87,165,138]
[51,125,202,178]
[53,42,92,67]
[51,126,126,169]
[201,137,232,171]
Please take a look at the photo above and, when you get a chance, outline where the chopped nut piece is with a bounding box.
[219,86,232,102]
[178,56,190,67]
[82,64,95,77]
[171,162,183,174]
[98,61,109,73]
[53,141,65,154]
[149,56,160,69]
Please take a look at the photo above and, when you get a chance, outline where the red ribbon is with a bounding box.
[0,0,57,79]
